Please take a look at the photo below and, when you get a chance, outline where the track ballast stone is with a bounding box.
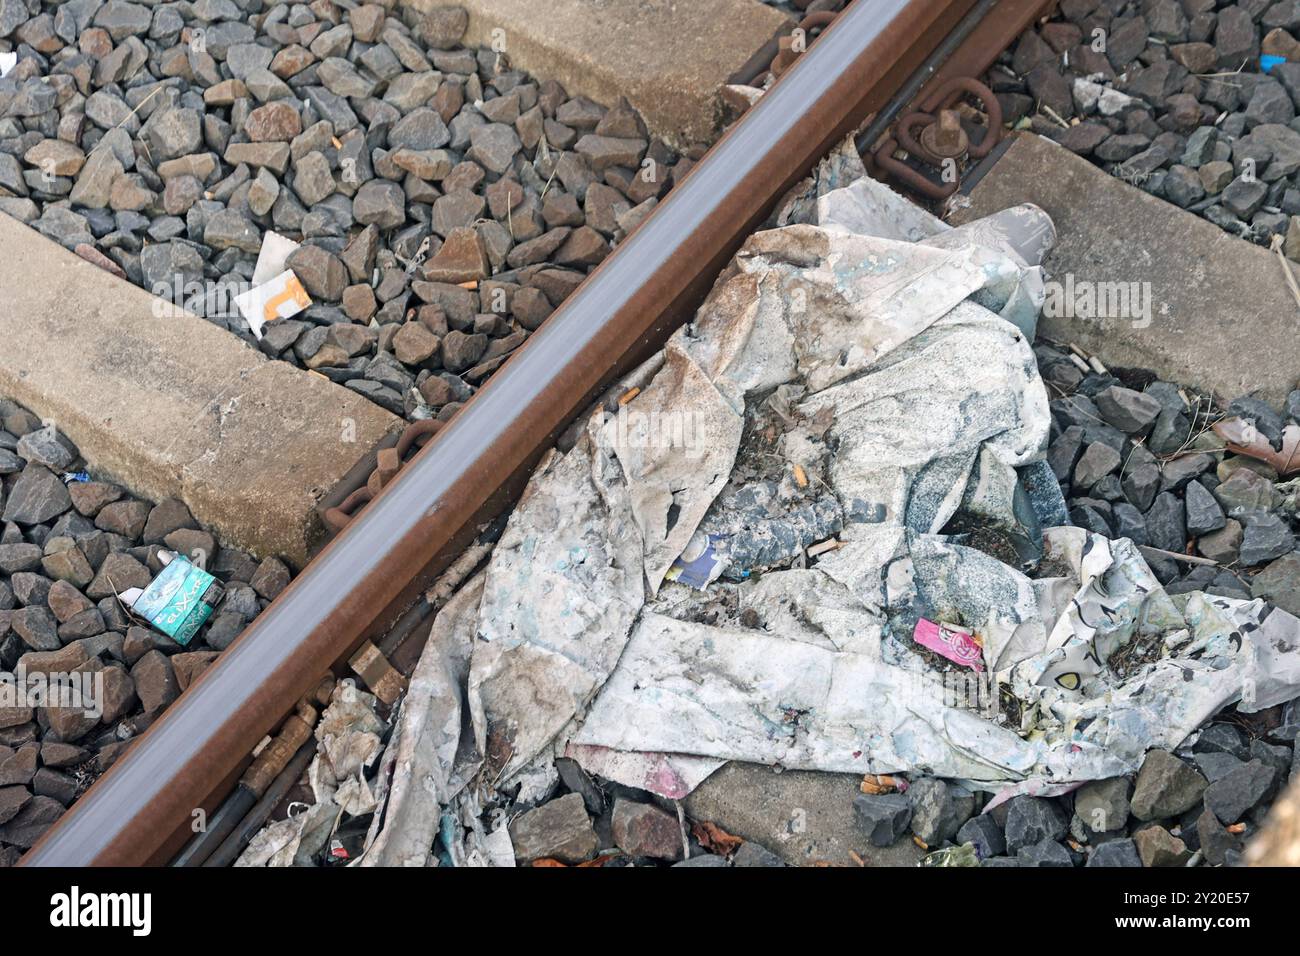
[1034,340,1300,602]
[990,0,1300,254]
[0,396,289,865]
[0,1,683,423]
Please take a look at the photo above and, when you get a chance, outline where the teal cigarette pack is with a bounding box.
[126,553,225,645]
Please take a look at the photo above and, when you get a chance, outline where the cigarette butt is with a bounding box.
[793,463,807,487]
[806,538,841,558]
[859,773,901,794]
[912,835,928,850]
[618,387,640,406]
[849,850,865,867]
[1089,355,1108,375]
[457,280,479,290]
[331,136,343,149]
[1226,823,1246,834]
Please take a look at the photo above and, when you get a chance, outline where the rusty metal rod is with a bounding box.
[202,741,317,869]
[22,0,973,866]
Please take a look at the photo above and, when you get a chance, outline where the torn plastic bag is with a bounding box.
[235,801,338,868]
[1242,603,1300,709]
[613,217,1052,596]
[315,680,385,781]
[573,531,1300,784]
[1001,534,1300,782]
[768,133,871,228]
[604,339,744,592]
[813,170,947,242]
[436,789,515,868]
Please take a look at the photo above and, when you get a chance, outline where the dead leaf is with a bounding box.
[860,773,903,794]
[691,820,744,856]
[1212,417,1300,476]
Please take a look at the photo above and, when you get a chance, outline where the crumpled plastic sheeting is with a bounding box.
[442,172,1054,790]
[467,418,647,782]
[236,801,338,868]
[710,226,1001,396]
[797,301,1047,540]
[574,528,1300,784]
[388,172,1058,797]
[574,610,1039,780]
[768,134,871,229]
[605,338,743,592]
[816,177,1054,338]
[607,205,1052,599]
[436,788,515,868]
[1001,542,1300,783]
[813,171,946,242]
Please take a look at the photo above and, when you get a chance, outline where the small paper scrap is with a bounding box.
[234,270,311,339]
[251,230,300,286]
[912,619,984,671]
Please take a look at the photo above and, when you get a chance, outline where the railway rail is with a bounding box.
[20,0,1054,866]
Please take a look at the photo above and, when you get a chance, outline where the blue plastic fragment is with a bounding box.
[1262,54,1286,73]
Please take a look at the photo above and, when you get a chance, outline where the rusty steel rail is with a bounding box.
[23,0,986,866]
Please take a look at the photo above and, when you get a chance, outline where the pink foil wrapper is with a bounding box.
[912,619,984,672]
